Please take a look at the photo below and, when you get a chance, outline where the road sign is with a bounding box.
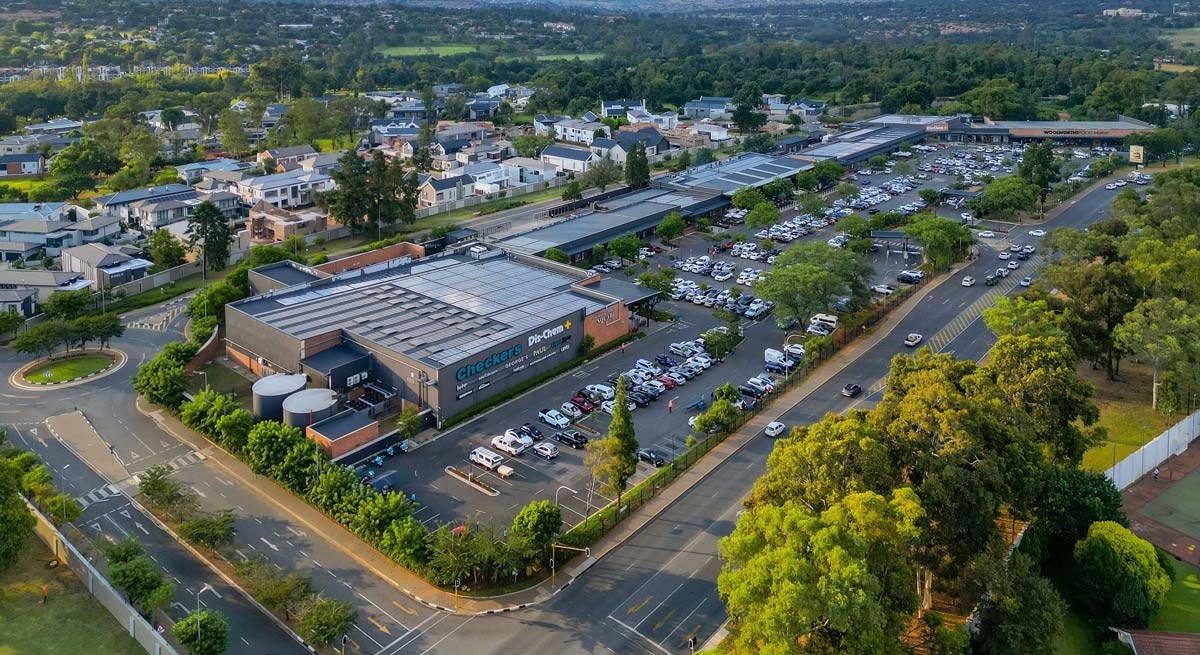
[1130,145,1145,164]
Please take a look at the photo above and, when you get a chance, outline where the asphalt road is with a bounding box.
[373,176,1128,655]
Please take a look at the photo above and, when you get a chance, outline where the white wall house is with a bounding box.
[541,145,596,174]
[231,171,333,209]
[554,120,609,146]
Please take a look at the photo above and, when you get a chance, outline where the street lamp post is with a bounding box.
[199,371,209,391]
[554,485,577,508]
[196,584,215,644]
[59,464,70,522]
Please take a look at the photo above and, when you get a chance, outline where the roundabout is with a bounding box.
[8,348,128,391]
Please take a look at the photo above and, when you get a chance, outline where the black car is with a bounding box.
[555,430,589,449]
[519,422,544,440]
[738,384,765,399]
[765,360,793,374]
[841,383,863,398]
[635,383,662,399]
[627,391,651,407]
[636,448,667,467]
[897,272,921,284]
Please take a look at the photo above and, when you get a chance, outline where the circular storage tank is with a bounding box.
[251,374,308,422]
[282,388,339,429]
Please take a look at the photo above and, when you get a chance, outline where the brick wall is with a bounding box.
[307,418,380,459]
[314,242,427,275]
[583,301,630,347]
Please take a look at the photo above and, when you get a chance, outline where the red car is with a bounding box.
[656,374,677,389]
[570,395,594,413]
[650,245,664,253]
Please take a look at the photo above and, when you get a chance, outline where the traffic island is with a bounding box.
[446,465,501,496]
[10,349,126,390]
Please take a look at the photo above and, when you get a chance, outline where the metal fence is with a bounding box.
[24,498,179,655]
[1105,409,1200,490]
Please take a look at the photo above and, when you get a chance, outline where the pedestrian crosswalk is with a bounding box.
[74,450,206,509]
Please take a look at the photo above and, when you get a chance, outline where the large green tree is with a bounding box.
[902,214,973,271]
[1074,521,1172,628]
[185,201,232,276]
[1115,297,1200,409]
[1016,141,1061,212]
[754,241,873,325]
[971,552,1065,655]
[584,378,639,507]
[173,609,229,655]
[317,150,372,233]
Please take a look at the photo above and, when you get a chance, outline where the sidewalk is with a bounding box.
[138,262,958,615]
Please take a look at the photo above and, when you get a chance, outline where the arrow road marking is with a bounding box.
[134,522,150,535]
[367,616,392,636]
[259,537,279,552]
[391,600,417,616]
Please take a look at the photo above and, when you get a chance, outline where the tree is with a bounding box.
[510,500,562,558]
[0,308,23,338]
[606,234,641,264]
[624,143,650,188]
[43,288,91,320]
[745,201,780,229]
[298,596,357,647]
[282,98,328,147]
[971,552,1065,655]
[235,554,313,619]
[1029,467,1126,563]
[902,214,973,271]
[730,187,766,209]
[718,489,924,655]
[812,160,845,187]
[179,510,238,550]
[173,609,229,655]
[655,212,686,244]
[693,398,742,435]
[560,181,583,201]
[670,148,691,172]
[731,82,766,134]
[218,109,248,156]
[512,134,554,158]
[150,229,187,268]
[138,464,195,520]
[1017,141,1061,212]
[317,150,371,233]
[919,187,944,207]
[186,201,232,276]
[12,319,68,358]
[49,140,119,178]
[1043,259,1140,380]
[1074,521,1172,627]
[637,268,676,296]
[0,460,35,571]
[585,378,639,506]
[244,421,304,477]
[110,554,171,607]
[159,106,186,134]
[132,356,189,409]
[976,175,1038,218]
[543,248,570,264]
[582,155,621,191]
[755,241,873,325]
[1115,298,1200,409]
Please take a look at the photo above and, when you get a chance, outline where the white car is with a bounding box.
[601,399,635,415]
[998,251,1011,260]
[559,402,583,420]
[961,276,976,287]
[960,212,974,221]
[586,384,615,400]
[491,434,525,456]
[1105,183,1117,190]
[903,333,924,347]
[687,355,712,370]
[1020,276,1033,287]
[538,408,570,429]
[532,442,559,460]
[871,284,896,295]
[784,343,806,359]
[978,230,996,238]
[504,428,534,448]
[1028,229,1046,237]
[641,379,667,394]
[764,421,787,438]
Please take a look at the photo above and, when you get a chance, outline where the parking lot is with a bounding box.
[351,140,1112,534]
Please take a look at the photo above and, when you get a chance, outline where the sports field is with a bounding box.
[536,53,603,61]
[1141,470,1200,547]
[375,44,478,57]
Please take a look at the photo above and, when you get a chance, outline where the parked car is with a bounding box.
[538,409,570,429]
[532,442,559,460]
[559,402,583,420]
[519,422,544,440]
[586,384,615,400]
[636,448,667,467]
[570,394,594,413]
[504,428,534,448]
[491,434,525,456]
[555,430,588,449]
[738,384,765,399]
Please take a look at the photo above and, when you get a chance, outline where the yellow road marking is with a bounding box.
[367,616,392,635]
[347,636,361,652]
[391,600,417,615]
[653,608,677,631]
[628,595,652,614]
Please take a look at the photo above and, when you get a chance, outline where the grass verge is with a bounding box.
[23,353,113,383]
[1054,605,1100,655]
[103,273,210,315]
[375,44,478,56]
[186,360,253,410]
[0,535,142,655]
[1152,557,1200,632]
[1077,362,1174,473]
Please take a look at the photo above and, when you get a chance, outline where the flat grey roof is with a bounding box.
[301,343,370,375]
[664,153,812,195]
[310,409,375,441]
[796,126,925,163]
[587,278,660,305]
[986,120,1149,130]
[232,251,608,368]
[254,261,324,287]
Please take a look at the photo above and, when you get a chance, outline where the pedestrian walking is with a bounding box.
[710,391,715,401]
[40,585,47,604]
[621,342,626,354]
[1154,467,1160,481]
[668,400,673,413]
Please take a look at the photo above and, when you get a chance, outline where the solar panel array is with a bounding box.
[245,256,605,367]
[669,152,813,194]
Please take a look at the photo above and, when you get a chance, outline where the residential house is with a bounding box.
[0,241,39,262]
[0,203,69,222]
[128,191,241,232]
[433,83,465,96]
[683,97,735,120]
[25,118,82,135]
[258,145,318,171]
[62,242,153,289]
[534,114,569,137]
[435,123,488,145]
[370,120,421,147]
[589,127,672,164]
[762,93,786,107]
[0,288,36,318]
[0,213,121,259]
[462,162,508,194]
[230,170,333,209]
[627,108,678,131]
[249,201,327,243]
[386,100,442,122]
[554,120,609,145]
[175,158,254,184]
[796,98,827,118]
[688,123,732,142]
[261,104,290,129]
[465,97,501,120]
[501,157,559,185]
[0,134,51,155]
[417,174,473,208]
[140,109,201,134]
[0,269,92,302]
[298,151,345,176]
[455,141,506,167]
[541,145,596,173]
[0,154,45,176]
[601,99,646,119]
[486,84,510,98]
[92,184,195,221]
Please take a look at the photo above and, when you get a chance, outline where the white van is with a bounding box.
[470,447,505,470]
[810,313,839,330]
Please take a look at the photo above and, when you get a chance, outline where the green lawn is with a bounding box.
[1055,606,1100,655]
[1078,363,1174,473]
[1152,557,1200,633]
[0,536,142,655]
[408,185,566,233]
[1162,27,1200,49]
[23,354,114,383]
[186,360,253,410]
[535,53,604,61]
[103,272,211,315]
[375,44,478,57]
